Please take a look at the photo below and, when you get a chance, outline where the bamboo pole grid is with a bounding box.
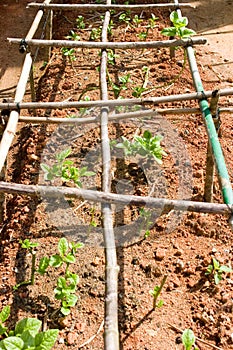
[0,1,233,349]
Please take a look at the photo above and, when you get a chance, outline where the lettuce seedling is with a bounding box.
[161,11,196,39]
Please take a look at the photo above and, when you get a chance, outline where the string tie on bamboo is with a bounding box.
[19,39,28,54]
[200,90,207,101]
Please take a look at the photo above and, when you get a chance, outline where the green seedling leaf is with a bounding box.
[182,329,196,350]
[15,318,41,337]
[161,27,177,37]
[219,265,232,273]
[180,28,196,38]
[60,307,70,316]
[63,253,76,264]
[38,257,50,275]
[49,255,63,268]
[20,239,38,250]
[20,330,35,348]
[214,273,221,285]
[1,336,24,350]
[35,329,59,350]
[58,238,69,257]
[0,306,10,324]
[0,324,7,337]
[62,294,78,308]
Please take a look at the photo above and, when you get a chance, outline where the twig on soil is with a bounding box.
[78,319,104,348]
[167,323,223,350]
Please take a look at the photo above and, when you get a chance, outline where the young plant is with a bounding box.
[76,15,85,29]
[182,329,198,350]
[132,14,143,27]
[90,27,102,41]
[45,238,84,316]
[61,47,76,62]
[205,257,232,285]
[0,306,58,350]
[107,49,119,66]
[41,148,95,187]
[132,86,147,98]
[119,12,131,25]
[115,130,167,164]
[109,73,132,99]
[161,11,196,39]
[139,208,153,238]
[137,14,158,40]
[66,30,80,41]
[149,275,167,309]
[13,239,39,290]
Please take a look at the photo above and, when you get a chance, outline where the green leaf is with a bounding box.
[2,337,24,350]
[180,27,196,38]
[0,306,10,324]
[156,300,164,308]
[161,27,177,37]
[60,307,71,316]
[214,273,221,285]
[49,255,63,268]
[0,340,6,350]
[219,265,232,273]
[62,294,78,308]
[58,238,69,257]
[15,319,41,337]
[170,10,179,24]
[20,330,35,348]
[63,253,76,264]
[0,325,7,336]
[38,257,50,275]
[182,329,195,350]
[35,329,59,350]
[40,164,50,173]
[56,149,71,162]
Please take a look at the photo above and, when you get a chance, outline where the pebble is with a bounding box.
[67,332,78,345]
[154,248,166,261]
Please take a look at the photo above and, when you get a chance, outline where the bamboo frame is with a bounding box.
[8,37,207,49]
[1,88,233,111]
[27,3,196,10]
[0,181,232,216]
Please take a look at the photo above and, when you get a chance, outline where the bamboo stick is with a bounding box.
[25,0,52,41]
[1,88,233,111]
[0,53,33,174]
[8,37,207,49]
[100,7,119,350]
[0,181,232,216]
[27,3,196,10]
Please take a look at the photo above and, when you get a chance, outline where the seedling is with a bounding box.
[47,238,84,316]
[107,49,119,66]
[137,14,158,40]
[132,86,147,98]
[182,329,198,350]
[13,239,39,290]
[41,148,95,187]
[90,27,102,41]
[109,73,132,98]
[115,130,167,165]
[119,12,131,25]
[0,306,58,350]
[161,11,196,39]
[76,15,85,29]
[66,30,80,41]
[205,257,232,285]
[61,47,76,62]
[139,208,153,238]
[132,14,143,27]
[149,275,167,309]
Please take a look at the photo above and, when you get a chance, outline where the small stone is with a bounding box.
[67,332,77,345]
[91,257,101,266]
[154,248,166,261]
[174,249,183,257]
